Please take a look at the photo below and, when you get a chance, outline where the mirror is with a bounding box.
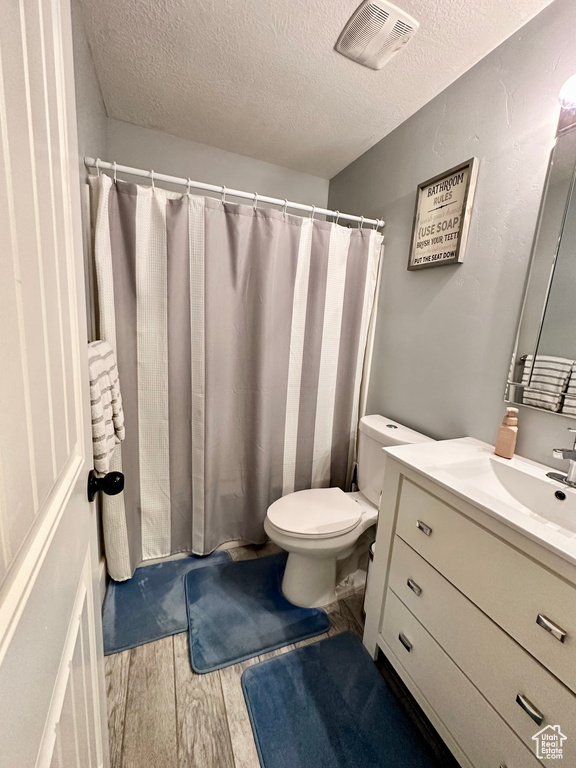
[506,105,576,415]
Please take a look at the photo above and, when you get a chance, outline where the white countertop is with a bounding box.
[383,437,576,567]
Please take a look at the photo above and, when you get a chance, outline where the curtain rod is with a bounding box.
[84,157,385,229]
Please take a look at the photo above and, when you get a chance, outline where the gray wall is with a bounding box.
[106,119,329,208]
[329,0,576,468]
[71,0,107,168]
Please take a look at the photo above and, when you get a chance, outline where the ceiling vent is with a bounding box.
[335,1,419,70]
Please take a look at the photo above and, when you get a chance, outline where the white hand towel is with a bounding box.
[89,340,125,473]
[562,361,576,416]
[521,354,573,412]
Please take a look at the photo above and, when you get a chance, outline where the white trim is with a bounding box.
[34,556,87,768]
[52,0,84,459]
[37,0,71,456]
[0,451,83,668]
[82,182,97,340]
[0,44,39,513]
[98,556,107,606]
[0,433,10,570]
[19,0,58,481]
[84,547,106,768]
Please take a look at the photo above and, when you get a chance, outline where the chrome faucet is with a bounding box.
[547,428,576,487]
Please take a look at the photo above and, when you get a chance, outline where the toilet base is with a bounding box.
[282,553,337,608]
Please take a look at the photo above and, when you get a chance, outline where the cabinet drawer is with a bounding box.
[389,536,576,754]
[381,591,543,768]
[396,478,576,691]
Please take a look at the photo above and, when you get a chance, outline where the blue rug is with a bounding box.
[185,552,331,673]
[242,632,438,768]
[102,551,231,655]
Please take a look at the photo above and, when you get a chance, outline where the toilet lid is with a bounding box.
[267,487,363,538]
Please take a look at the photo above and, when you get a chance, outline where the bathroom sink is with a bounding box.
[488,456,576,532]
[383,437,576,564]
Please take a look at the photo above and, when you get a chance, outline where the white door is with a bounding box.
[0,0,108,767]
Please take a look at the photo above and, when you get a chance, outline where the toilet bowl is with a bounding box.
[265,415,434,607]
[264,487,378,607]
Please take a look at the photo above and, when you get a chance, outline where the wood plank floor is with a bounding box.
[104,543,458,768]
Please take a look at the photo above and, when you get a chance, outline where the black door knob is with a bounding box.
[87,469,125,503]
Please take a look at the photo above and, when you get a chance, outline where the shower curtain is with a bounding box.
[91,174,383,580]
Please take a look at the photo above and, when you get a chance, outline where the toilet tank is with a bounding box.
[357,415,434,506]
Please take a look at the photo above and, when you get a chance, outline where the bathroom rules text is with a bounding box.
[408,163,472,270]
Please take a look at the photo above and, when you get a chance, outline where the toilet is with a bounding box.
[264,415,434,607]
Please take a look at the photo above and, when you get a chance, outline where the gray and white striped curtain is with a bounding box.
[91,174,383,580]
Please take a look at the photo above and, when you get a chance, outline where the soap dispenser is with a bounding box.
[494,407,519,459]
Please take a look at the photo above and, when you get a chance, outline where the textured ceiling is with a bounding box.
[79,0,553,178]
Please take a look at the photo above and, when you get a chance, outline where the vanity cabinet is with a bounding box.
[364,452,576,768]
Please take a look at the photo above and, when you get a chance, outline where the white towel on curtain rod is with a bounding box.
[88,340,125,474]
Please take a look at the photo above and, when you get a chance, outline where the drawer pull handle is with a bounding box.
[516,694,544,726]
[416,520,432,536]
[398,633,412,652]
[407,578,422,596]
[536,613,567,643]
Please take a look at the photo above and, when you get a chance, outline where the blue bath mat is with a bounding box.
[102,551,231,655]
[242,632,438,768]
[185,552,330,673]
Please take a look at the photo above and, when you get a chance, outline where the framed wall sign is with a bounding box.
[408,157,479,270]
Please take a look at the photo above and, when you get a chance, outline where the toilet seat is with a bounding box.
[266,487,363,539]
